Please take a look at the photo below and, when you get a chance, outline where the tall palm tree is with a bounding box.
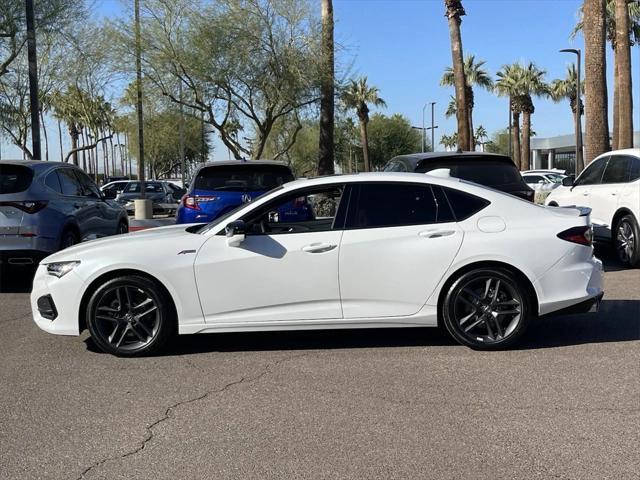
[495,64,524,169]
[440,133,458,151]
[474,125,488,150]
[318,0,335,175]
[583,0,610,163]
[441,54,493,150]
[614,0,634,148]
[444,0,470,151]
[517,62,548,171]
[341,77,386,172]
[445,96,457,119]
[549,64,585,172]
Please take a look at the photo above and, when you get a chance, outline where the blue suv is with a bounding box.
[176,161,309,224]
[0,161,128,267]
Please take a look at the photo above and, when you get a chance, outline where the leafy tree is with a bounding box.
[440,133,458,151]
[484,128,510,156]
[340,77,386,172]
[441,54,493,149]
[367,113,423,170]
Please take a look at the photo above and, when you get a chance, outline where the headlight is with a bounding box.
[46,261,80,278]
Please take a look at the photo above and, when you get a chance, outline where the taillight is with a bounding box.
[557,226,593,246]
[182,195,217,210]
[0,201,48,214]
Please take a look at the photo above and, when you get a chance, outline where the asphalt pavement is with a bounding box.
[0,246,638,480]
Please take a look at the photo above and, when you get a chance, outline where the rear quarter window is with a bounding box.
[0,165,33,194]
[442,186,490,221]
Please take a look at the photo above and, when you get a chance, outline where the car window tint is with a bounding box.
[629,157,640,182]
[523,175,544,184]
[602,156,631,184]
[124,182,164,193]
[0,164,33,193]
[44,171,62,193]
[576,157,607,185]
[243,185,344,234]
[74,170,101,197]
[349,183,441,229]
[195,165,294,192]
[441,186,490,221]
[431,185,456,223]
[57,169,83,196]
[451,162,521,186]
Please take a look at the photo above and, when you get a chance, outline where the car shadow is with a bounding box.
[594,242,629,272]
[84,299,639,356]
[0,266,36,293]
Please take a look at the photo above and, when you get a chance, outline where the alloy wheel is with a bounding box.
[451,275,523,344]
[616,220,635,264]
[93,285,160,352]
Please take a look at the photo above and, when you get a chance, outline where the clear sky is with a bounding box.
[2,0,639,160]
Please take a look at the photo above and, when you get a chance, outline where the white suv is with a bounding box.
[546,149,640,267]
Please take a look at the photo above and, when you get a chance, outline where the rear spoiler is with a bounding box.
[551,205,592,217]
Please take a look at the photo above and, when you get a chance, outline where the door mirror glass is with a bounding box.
[225,220,246,247]
[562,176,574,187]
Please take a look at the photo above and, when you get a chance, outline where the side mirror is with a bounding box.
[562,176,575,187]
[225,220,246,247]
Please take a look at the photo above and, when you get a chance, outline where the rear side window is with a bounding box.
[194,164,294,192]
[124,182,164,193]
[0,165,33,194]
[523,175,544,184]
[57,169,83,196]
[347,183,453,229]
[45,171,62,193]
[442,187,490,221]
[602,156,631,184]
[629,157,640,182]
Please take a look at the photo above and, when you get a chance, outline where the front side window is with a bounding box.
[73,170,101,198]
[242,184,345,234]
[576,157,607,186]
[124,182,164,193]
[346,183,454,229]
[602,156,631,184]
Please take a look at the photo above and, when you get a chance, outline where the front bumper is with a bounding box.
[30,263,83,336]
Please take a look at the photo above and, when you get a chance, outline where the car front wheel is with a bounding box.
[442,268,532,350]
[86,276,175,356]
[615,214,640,268]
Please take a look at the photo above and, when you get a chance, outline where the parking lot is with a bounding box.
[0,247,638,480]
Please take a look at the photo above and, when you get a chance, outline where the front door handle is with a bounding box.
[582,192,590,196]
[302,243,337,253]
[419,229,456,239]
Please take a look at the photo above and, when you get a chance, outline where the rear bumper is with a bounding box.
[546,292,603,316]
[0,249,50,266]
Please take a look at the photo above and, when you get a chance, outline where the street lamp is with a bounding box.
[560,48,583,175]
[421,103,428,152]
[422,102,438,152]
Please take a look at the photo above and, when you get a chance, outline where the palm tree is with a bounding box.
[474,125,488,151]
[445,96,457,119]
[444,0,470,151]
[583,0,610,163]
[614,0,634,148]
[441,54,493,149]
[440,133,458,151]
[495,64,524,169]
[318,0,335,175]
[341,77,386,172]
[517,62,548,171]
[549,65,585,172]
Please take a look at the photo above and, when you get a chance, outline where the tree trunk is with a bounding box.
[615,0,633,149]
[583,0,610,163]
[318,0,335,175]
[521,111,531,171]
[573,108,585,174]
[69,125,79,166]
[445,1,470,151]
[57,119,63,162]
[360,120,371,172]
[512,110,521,170]
[612,48,619,150]
[40,110,49,161]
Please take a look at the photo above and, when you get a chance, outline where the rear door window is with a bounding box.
[194,164,294,192]
[45,170,62,193]
[57,168,83,196]
[629,157,640,182]
[0,164,33,194]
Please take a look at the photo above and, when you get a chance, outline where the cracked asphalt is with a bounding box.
[0,247,638,480]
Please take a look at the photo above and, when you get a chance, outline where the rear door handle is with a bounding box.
[419,229,456,239]
[302,243,337,253]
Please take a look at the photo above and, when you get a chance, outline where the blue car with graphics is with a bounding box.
[176,161,309,224]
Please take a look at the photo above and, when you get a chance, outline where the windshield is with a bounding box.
[0,165,33,194]
[194,164,294,192]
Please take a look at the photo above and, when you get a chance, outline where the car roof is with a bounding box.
[281,172,464,191]
[389,152,514,169]
[197,160,290,168]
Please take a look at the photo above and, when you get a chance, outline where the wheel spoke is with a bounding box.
[124,287,133,312]
[96,315,119,323]
[133,297,153,311]
[129,324,146,342]
[135,320,153,337]
[490,314,503,338]
[97,306,119,313]
[115,325,129,347]
[108,323,121,343]
[462,288,482,303]
[463,316,485,333]
[482,279,492,299]
[496,299,519,307]
[136,306,157,319]
[458,310,477,327]
[496,308,520,316]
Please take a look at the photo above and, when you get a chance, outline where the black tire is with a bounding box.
[116,220,129,235]
[614,214,640,268]
[86,275,175,356]
[442,268,532,350]
[59,229,79,250]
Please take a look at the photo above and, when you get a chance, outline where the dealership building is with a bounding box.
[530,131,640,173]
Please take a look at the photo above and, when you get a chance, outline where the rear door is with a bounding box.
[74,169,116,236]
[339,182,463,319]
[56,168,93,240]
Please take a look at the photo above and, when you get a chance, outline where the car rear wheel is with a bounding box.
[60,229,78,250]
[116,220,128,235]
[615,214,640,268]
[86,276,175,356]
[442,268,531,350]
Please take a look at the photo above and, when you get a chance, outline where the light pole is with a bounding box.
[560,48,583,175]
[422,102,437,152]
[430,102,436,152]
[508,96,512,158]
[421,103,427,152]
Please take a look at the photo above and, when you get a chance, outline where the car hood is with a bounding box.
[41,223,205,264]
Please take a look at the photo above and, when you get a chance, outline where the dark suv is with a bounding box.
[383,152,534,201]
[0,161,128,267]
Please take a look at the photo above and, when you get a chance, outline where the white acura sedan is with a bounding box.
[31,172,603,356]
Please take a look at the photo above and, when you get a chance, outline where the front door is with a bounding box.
[589,155,631,230]
[194,184,347,325]
[339,182,463,319]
